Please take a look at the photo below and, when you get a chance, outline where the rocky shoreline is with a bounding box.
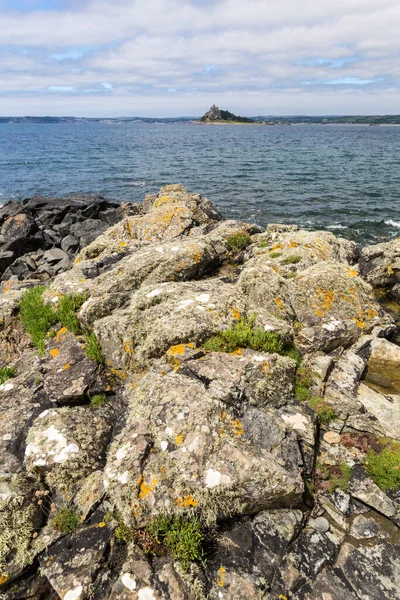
[0,184,399,600]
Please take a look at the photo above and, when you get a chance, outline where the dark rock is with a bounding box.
[61,234,80,253]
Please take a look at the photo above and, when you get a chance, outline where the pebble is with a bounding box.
[309,516,330,533]
[323,431,341,444]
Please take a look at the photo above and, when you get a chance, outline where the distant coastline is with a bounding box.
[2,115,400,125]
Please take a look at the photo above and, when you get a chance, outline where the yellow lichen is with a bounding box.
[63,363,71,370]
[347,268,358,277]
[275,297,284,310]
[49,348,60,358]
[55,326,68,341]
[98,522,106,528]
[387,265,394,275]
[175,435,184,446]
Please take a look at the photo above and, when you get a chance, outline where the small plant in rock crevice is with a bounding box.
[283,254,301,265]
[308,397,338,425]
[269,251,282,258]
[51,507,81,534]
[314,463,352,493]
[0,366,15,386]
[226,231,251,252]
[259,239,268,248]
[85,332,105,364]
[57,292,88,335]
[90,393,108,408]
[294,365,313,401]
[203,315,284,354]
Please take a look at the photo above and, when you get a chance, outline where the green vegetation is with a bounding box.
[0,366,15,385]
[365,440,400,492]
[315,463,352,493]
[259,239,268,248]
[294,365,313,401]
[283,254,301,264]
[57,292,88,334]
[147,515,205,571]
[19,286,58,353]
[309,397,338,425]
[90,393,108,408]
[226,231,251,252]
[52,507,81,534]
[203,315,284,354]
[284,346,302,367]
[269,251,282,258]
[85,332,104,364]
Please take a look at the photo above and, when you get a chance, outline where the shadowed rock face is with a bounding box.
[0,184,399,599]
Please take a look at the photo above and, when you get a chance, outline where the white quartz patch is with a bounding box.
[195,293,210,303]
[54,443,79,463]
[117,471,129,485]
[146,288,163,298]
[281,412,308,433]
[0,382,14,391]
[205,468,222,488]
[177,299,194,310]
[138,588,156,600]
[64,585,83,600]
[160,440,168,452]
[121,573,137,591]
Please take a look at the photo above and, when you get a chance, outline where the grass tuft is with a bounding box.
[294,365,313,401]
[308,396,338,424]
[0,366,15,385]
[259,239,268,248]
[147,515,205,572]
[283,255,301,264]
[90,393,108,408]
[269,251,282,258]
[57,292,88,335]
[226,231,251,252]
[85,332,104,364]
[203,315,284,354]
[20,286,58,353]
[365,440,400,492]
[52,507,81,534]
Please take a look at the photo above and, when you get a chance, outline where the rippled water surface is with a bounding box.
[1,122,400,243]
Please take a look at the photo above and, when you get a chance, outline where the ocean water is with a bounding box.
[1,122,400,244]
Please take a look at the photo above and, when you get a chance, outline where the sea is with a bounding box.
[1,121,400,245]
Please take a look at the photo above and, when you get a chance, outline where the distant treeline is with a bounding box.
[1,115,400,125]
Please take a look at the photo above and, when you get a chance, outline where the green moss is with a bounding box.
[365,440,400,491]
[52,507,80,534]
[226,231,251,252]
[259,239,268,248]
[0,366,15,386]
[147,515,205,571]
[203,315,284,354]
[330,464,352,492]
[283,254,301,264]
[309,397,338,424]
[85,332,104,364]
[90,393,108,408]
[269,251,282,258]
[294,365,313,401]
[57,292,88,335]
[284,346,302,367]
[19,286,58,354]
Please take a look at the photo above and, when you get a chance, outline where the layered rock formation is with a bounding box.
[0,184,399,600]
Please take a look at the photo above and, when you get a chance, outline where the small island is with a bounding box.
[197,104,260,124]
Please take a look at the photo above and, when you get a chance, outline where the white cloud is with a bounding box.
[0,0,399,115]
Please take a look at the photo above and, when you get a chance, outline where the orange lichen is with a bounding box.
[175,495,198,509]
[49,348,60,358]
[230,307,241,320]
[63,363,71,370]
[387,265,394,274]
[175,435,184,446]
[271,243,282,251]
[0,574,8,585]
[230,348,243,356]
[98,522,106,528]
[123,342,134,355]
[139,477,158,499]
[55,326,68,341]
[110,368,127,380]
[289,241,298,248]
[275,297,285,310]
[216,566,226,587]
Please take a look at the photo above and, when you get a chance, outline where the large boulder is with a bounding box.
[359,237,400,288]
[104,365,304,528]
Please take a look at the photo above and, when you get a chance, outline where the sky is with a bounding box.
[1,0,400,116]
